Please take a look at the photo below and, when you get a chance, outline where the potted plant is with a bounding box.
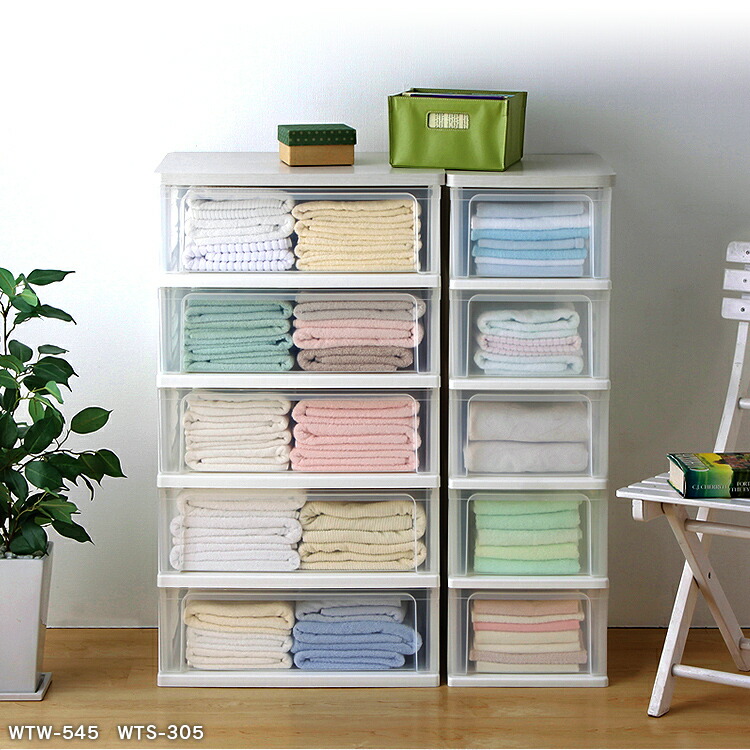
[0,268,124,700]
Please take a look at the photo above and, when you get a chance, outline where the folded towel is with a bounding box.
[475,526,581,546]
[473,499,581,517]
[298,541,427,570]
[473,620,582,633]
[477,333,582,356]
[292,320,423,349]
[474,202,585,219]
[473,244,587,262]
[477,306,581,338]
[474,351,585,376]
[171,516,302,541]
[185,651,293,670]
[474,509,582,531]
[475,237,586,252]
[469,648,587,665]
[292,397,419,423]
[465,440,589,474]
[472,227,590,242]
[300,500,426,534]
[473,558,582,575]
[292,619,421,651]
[186,626,292,652]
[291,650,407,671]
[295,598,406,623]
[468,399,589,443]
[293,298,426,322]
[474,542,580,561]
[291,199,418,221]
[297,346,414,372]
[473,599,582,617]
[174,489,305,515]
[183,600,295,633]
[183,391,292,472]
[293,246,418,272]
[472,629,581,646]
[471,213,590,231]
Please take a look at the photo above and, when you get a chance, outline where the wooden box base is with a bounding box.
[279,142,354,166]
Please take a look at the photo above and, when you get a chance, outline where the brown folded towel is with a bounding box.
[297,346,414,372]
[293,298,426,322]
[472,599,582,617]
[469,648,587,665]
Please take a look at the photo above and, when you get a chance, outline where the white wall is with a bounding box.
[2,2,749,626]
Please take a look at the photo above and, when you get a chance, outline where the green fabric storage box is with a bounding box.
[388,89,527,171]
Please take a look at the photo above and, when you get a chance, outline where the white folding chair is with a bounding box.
[617,241,750,716]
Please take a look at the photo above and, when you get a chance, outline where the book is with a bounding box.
[667,452,750,498]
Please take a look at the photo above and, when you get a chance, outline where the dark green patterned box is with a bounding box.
[277,124,357,147]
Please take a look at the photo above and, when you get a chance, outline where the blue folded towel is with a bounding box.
[471,227,590,242]
[292,649,408,670]
[472,244,588,261]
[473,237,586,251]
[292,620,422,653]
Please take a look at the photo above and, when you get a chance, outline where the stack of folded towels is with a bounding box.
[182,190,296,271]
[169,490,305,571]
[291,199,420,272]
[465,399,589,474]
[183,391,292,471]
[291,598,422,670]
[298,500,427,570]
[470,201,590,277]
[290,396,421,472]
[292,297,426,372]
[471,498,582,575]
[183,599,295,670]
[469,598,587,673]
[182,297,294,372]
[473,305,584,376]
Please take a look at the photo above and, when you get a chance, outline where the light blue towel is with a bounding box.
[474,237,585,251]
[471,227,590,241]
[292,620,421,653]
[472,244,588,261]
[292,650,408,670]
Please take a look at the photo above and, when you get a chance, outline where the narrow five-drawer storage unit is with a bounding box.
[446,155,614,687]
[155,153,442,687]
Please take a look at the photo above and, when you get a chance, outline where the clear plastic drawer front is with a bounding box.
[449,390,608,479]
[159,488,439,577]
[448,588,607,685]
[159,588,439,686]
[449,290,609,380]
[162,186,439,275]
[448,490,607,580]
[158,388,439,476]
[159,288,439,375]
[450,188,611,279]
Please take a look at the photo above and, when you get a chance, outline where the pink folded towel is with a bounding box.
[473,620,581,632]
[293,319,423,349]
[477,334,583,356]
[289,447,419,472]
[293,424,420,447]
[291,397,419,422]
[472,599,582,617]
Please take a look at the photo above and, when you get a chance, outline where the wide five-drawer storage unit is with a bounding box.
[446,155,614,687]
[155,153,443,687]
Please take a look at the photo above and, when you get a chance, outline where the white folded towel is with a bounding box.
[471,213,590,231]
[474,201,585,219]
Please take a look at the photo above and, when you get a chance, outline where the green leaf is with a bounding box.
[17,287,38,307]
[37,498,78,523]
[11,296,36,313]
[71,407,111,434]
[42,381,63,403]
[51,519,91,544]
[1,388,19,412]
[27,269,73,286]
[28,398,45,423]
[38,344,68,355]
[96,449,125,478]
[32,356,76,387]
[0,467,26,500]
[78,452,105,482]
[34,304,75,323]
[8,534,35,555]
[47,453,81,481]
[18,522,48,554]
[0,354,23,373]
[0,413,19,449]
[25,461,63,491]
[0,371,19,389]
[0,268,16,297]
[23,417,61,453]
[8,339,33,363]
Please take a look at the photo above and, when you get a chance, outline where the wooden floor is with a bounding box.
[1,629,748,749]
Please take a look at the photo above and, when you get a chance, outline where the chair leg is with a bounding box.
[648,506,712,717]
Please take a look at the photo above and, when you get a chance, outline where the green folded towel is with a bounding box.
[474,542,580,561]
[185,299,294,316]
[475,509,581,531]
[473,499,582,516]
[186,355,295,372]
[473,557,582,575]
[476,526,582,546]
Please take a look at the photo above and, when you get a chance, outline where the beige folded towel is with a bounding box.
[291,199,417,219]
[183,600,294,632]
[300,500,426,534]
[472,629,581,646]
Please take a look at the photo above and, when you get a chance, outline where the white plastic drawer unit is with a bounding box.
[447,588,608,687]
[158,487,439,579]
[448,490,607,583]
[158,588,439,687]
[449,290,609,381]
[161,185,440,275]
[157,388,439,479]
[449,188,611,280]
[159,288,439,376]
[449,390,609,481]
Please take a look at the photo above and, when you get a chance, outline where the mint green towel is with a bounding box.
[473,557,582,575]
[475,509,581,531]
[476,526,581,546]
[473,499,581,516]
[474,542,579,561]
[183,298,294,373]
